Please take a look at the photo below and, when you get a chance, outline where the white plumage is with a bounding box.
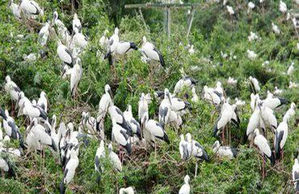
[212,140,237,159]
[57,40,73,67]
[249,76,260,93]
[38,22,50,46]
[253,129,274,165]
[279,1,287,14]
[19,0,44,19]
[70,58,83,98]
[226,5,234,15]
[274,119,288,159]
[95,140,105,173]
[179,175,190,194]
[179,134,189,160]
[247,50,257,60]
[72,13,82,33]
[272,23,280,34]
[9,0,21,19]
[292,158,299,191]
[174,77,196,94]
[119,187,135,194]
[112,119,132,155]
[139,36,165,67]
[191,87,199,103]
[287,62,294,75]
[38,91,47,113]
[97,84,112,132]
[108,143,122,172]
[5,75,21,101]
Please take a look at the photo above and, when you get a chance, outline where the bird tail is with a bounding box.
[213,123,219,137]
[60,180,66,194]
[124,143,132,155]
[163,133,170,144]
[51,138,58,152]
[104,52,113,66]
[269,151,276,166]
[130,42,138,50]
[159,54,165,67]
[202,150,209,162]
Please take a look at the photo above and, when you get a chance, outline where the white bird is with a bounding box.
[289,81,299,88]
[38,22,50,46]
[260,102,278,131]
[227,77,237,85]
[105,41,137,65]
[57,40,73,67]
[96,84,113,133]
[9,0,21,19]
[53,11,71,45]
[247,50,257,60]
[272,23,281,34]
[138,93,149,122]
[139,36,165,67]
[283,103,296,121]
[5,75,21,101]
[191,87,199,103]
[274,118,288,160]
[185,133,209,161]
[179,175,190,194]
[109,27,119,46]
[203,86,223,106]
[274,86,283,95]
[248,31,260,42]
[119,187,135,194]
[234,98,246,107]
[249,76,260,94]
[179,134,189,160]
[212,140,237,159]
[71,29,88,55]
[213,102,239,137]
[95,140,105,182]
[99,30,109,48]
[188,45,195,54]
[248,2,255,12]
[38,91,47,113]
[60,149,79,194]
[141,115,170,144]
[108,143,122,172]
[0,156,9,173]
[226,5,234,15]
[279,1,287,14]
[123,105,142,140]
[287,62,294,75]
[159,88,172,128]
[23,101,48,120]
[70,58,83,98]
[72,13,82,33]
[292,157,299,192]
[0,109,21,141]
[263,91,287,110]
[29,118,57,151]
[112,119,132,155]
[253,129,275,168]
[109,105,132,136]
[19,0,44,19]
[174,77,197,94]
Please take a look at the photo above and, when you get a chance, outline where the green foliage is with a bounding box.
[0,0,298,193]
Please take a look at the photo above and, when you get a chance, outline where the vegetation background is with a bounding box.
[0,0,299,193]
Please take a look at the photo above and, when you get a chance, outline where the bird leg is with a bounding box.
[154,141,157,160]
[262,155,265,181]
[195,161,198,178]
[118,146,123,163]
[1,170,4,178]
[281,150,284,161]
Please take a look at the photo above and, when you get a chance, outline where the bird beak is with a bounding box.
[108,88,113,99]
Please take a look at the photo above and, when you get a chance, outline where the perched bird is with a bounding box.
[109,105,132,136]
[226,5,234,15]
[38,91,48,113]
[23,101,47,120]
[99,30,109,48]
[292,156,299,192]
[248,31,260,42]
[159,88,172,128]
[139,36,165,67]
[247,2,255,12]
[5,76,21,102]
[9,0,21,19]
[188,44,195,55]
[96,84,113,132]
[287,62,294,76]
[53,11,71,45]
[108,143,122,172]
[141,115,170,144]
[123,105,142,140]
[19,0,44,19]
[174,77,197,94]
[119,187,135,194]
[179,134,189,160]
[0,108,22,141]
[279,1,287,14]
[72,13,82,33]
[274,86,283,95]
[60,149,79,194]
[179,175,190,194]
[95,140,105,182]
[57,40,73,67]
[263,91,287,110]
[191,87,199,103]
[212,140,237,159]
[249,76,260,94]
[247,50,257,60]
[111,119,132,155]
[203,85,223,106]
[138,93,149,122]
[272,23,280,34]
[283,102,296,121]
[274,117,288,160]
[253,129,275,172]
[70,58,83,98]
[38,22,50,46]
[227,77,237,85]
[185,133,209,161]
[260,102,278,131]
